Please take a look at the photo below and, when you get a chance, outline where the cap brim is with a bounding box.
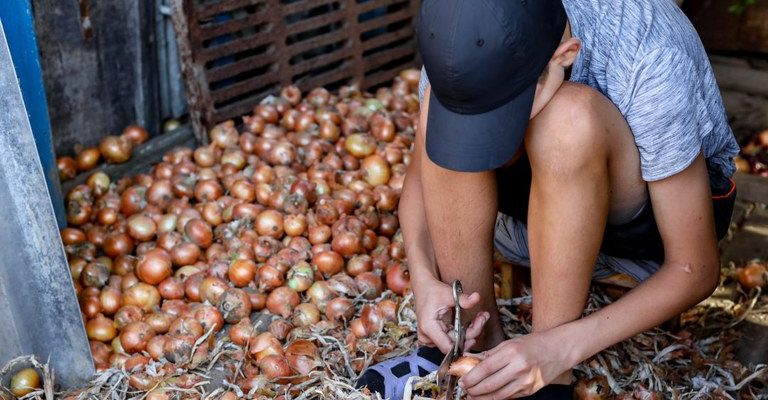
[425,82,536,172]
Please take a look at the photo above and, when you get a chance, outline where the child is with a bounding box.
[356,0,739,398]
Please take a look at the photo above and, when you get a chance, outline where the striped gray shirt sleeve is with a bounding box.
[622,47,712,181]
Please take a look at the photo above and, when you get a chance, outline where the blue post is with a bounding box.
[0,0,66,228]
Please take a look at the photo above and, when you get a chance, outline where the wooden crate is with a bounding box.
[170,0,421,142]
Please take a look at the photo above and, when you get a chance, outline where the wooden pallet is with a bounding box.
[170,0,421,143]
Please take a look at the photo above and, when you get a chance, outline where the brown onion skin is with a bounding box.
[136,248,172,285]
[219,288,252,323]
[355,271,383,300]
[158,277,185,300]
[228,259,257,287]
[123,282,161,312]
[266,286,300,318]
[325,297,355,322]
[120,321,155,353]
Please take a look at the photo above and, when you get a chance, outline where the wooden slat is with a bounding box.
[284,10,347,36]
[196,0,264,19]
[213,81,280,120]
[173,0,421,132]
[290,46,355,76]
[287,28,349,56]
[196,31,274,62]
[363,41,416,70]
[295,62,355,90]
[359,7,412,32]
[211,71,279,102]
[357,0,407,14]
[198,10,273,41]
[206,50,278,82]
[283,0,339,16]
[361,24,414,51]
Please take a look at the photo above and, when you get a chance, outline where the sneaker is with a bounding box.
[355,346,444,400]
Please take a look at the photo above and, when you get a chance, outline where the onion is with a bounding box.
[306,281,335,312]
[102,233,133,258]
[82,261,110,288]
[737,261,766,290]
[370,114,395,142]
[10,368,41,397]
[281,85,302,105]
[228,259,257,287]
[184,272,205,302]
[146,335,167,360]
[325,297,355,322]
[200,276,228,306]
[158,277,185,300]
[250,332,284,361]
[256,210,284,239]
[123,282,161,312]
[195,179,223,202]
[283,214,307,237]
[266,286,300,318]
[376,298,398,323]
[308,224,331,244]
[194,304,225,333]
[355,271,383,300]
[136,248,172,285]
[184,219,213,248]
[268,319,294,340]
[163,334,196,364]
[99,287,122,315]
[447,355,481,378]
[170,242,201,266]
[169,317,204,338]
[286,261,314,292]
[344,133,376,158]
[99,135,133,163]
[145,312,174,334]
[90,341,112,367]
[120,321,155,353]
[122,125,150,145]
[332,231,363,257]
[210,120,239,148]
[114,305,144,329]
[385,262,410,295]
[61,227,86,246]
[257,265,284,291]
[361,155,391,186]
[219,288,252,323]
[127,214,157,242]
[248,290,267,311]
[346,254,372,277]
[57,156,78,180]
[361,304,383,334]
[228,317,254,346]
[86,171,110,196]
[255,104,279,124]
[285,339,319,375]
[350,318,367,338]
[291,303,320,327]
[86,314,117,342]
[97,207,118,226]
[259,355,292,380]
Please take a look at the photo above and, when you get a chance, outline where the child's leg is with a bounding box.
[524,82,646,384]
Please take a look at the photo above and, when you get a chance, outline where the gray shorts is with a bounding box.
[494,212,663,283]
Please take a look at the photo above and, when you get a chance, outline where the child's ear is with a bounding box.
[552,38,581,68]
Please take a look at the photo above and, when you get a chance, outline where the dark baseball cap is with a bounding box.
[417,0,567,172]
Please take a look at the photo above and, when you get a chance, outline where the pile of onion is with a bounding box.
[59,70,423,394]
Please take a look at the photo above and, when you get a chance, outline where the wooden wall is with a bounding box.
[32,0,160,156]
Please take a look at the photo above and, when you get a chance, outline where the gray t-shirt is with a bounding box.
[418,0,739,181]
